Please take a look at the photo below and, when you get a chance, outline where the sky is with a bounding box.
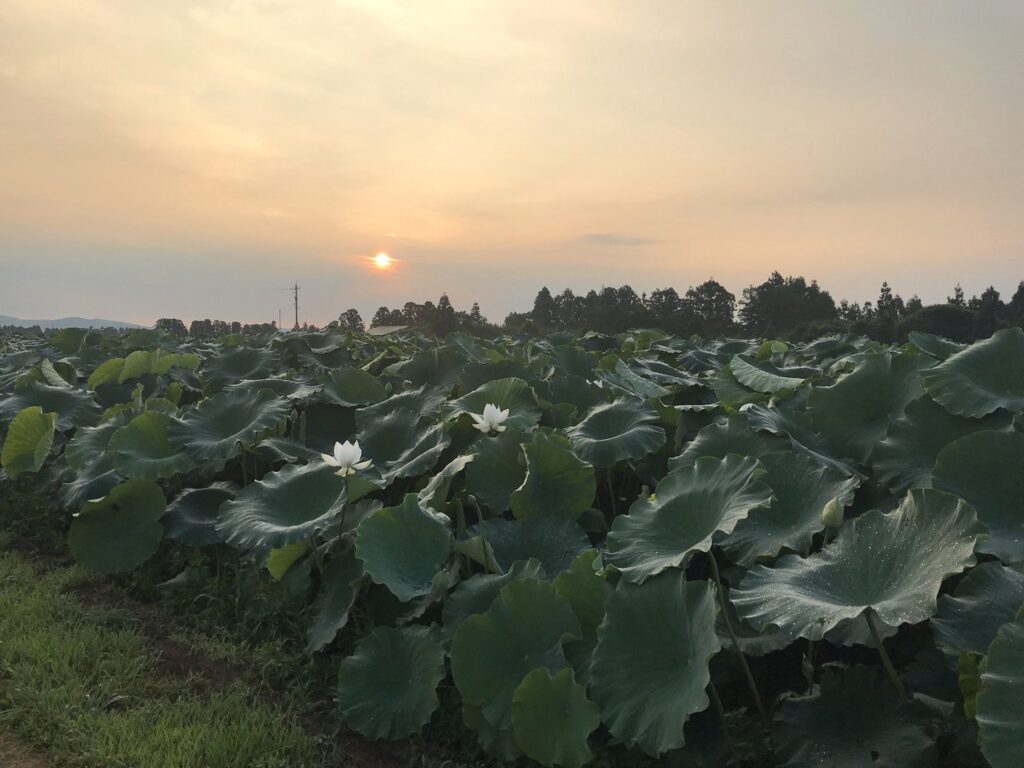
[1,1,1023,326]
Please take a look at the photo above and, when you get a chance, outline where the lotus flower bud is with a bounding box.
[821,497,845,529]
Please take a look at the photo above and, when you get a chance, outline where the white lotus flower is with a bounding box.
[321,440,372,477]
[471,403,509,434]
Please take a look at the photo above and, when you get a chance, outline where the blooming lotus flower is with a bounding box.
[321,440,372,477]
[471,403,509,434]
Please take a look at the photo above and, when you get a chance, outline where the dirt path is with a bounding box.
[0,734,51,768]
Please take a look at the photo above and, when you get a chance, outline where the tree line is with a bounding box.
[511,274,1024,342]
[145,273,1024,343]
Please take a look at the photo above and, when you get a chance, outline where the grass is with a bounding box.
[0,551,324,768]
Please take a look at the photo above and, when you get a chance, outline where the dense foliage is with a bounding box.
[2,323,1023,767]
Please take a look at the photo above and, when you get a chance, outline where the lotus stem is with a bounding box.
[707,681,732,751]
[339,475,350,533]
[708,549,769,724]
[865,608,908,702]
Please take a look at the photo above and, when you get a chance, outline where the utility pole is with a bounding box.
[290,283,300,330]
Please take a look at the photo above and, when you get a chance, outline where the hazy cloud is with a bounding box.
[578,233,656,247]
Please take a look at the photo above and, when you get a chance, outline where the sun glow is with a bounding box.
[373,252,393,270]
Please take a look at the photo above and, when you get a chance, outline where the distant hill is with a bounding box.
[0,314,146,330]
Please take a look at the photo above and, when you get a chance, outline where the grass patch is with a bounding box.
[0,551,324,768]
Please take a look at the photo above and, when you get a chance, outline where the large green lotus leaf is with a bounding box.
[307,545,364,652]
[596,356,671,399]
[730,355,818,395]
[669,413,788,471]
[932,430,1024,563]
[266,541,309,580]
[465,428,528,513]
[469,517,592,579]
[355,407,450,482]
[461,359,533,391]
[225,377,319,401]
[874,396,1011,494]
[68,478,166,574]
[463,704,522,762]
[337,625,446,740]
[774,665,940,768]
[723,451,860,566]
[590,573,720,756]
[451,578,580,729]
[732,489,983,641]
[118,350,200,383]
[921,327,1024,417]
[0,380,101,430]
[977,611,1024,768]
[631,357,699,388]
[0,406,57,479]
[932,562,1024,664]
[356,385,448,426]
[320,367,385,407]
[216,461,348,550]
[384,345,466,387]
[807,352,929,464]
[510,433,595,521]
[607,454,772,584]
[65,412,129,474]
[200,346,277,390]
[168,387,290,463]
[448,377,542,431]
[554,550,611,684]
[539,374,607,417]
[511,668,600,768]
[162,486,233,547]
[909,330,966,360]
[565,396,665,468]
[87,357,127,389]
[417,454,474,518]
[301,402,357,454]
[716,583,795,657]
[742,403,863,479]
[355,494,451,603]
[109,411,195,481]
[710,364,768,410]
[442,559,547,640]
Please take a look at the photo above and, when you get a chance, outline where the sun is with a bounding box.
[372,252,393,270]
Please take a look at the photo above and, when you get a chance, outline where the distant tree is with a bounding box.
[469,302,483,324]
[738,272,836,336]
[230,321,242,335]
[371,306,404,327]
[837,300,863,321]
[686,279,736,335]
[972,286,1003,337]
[555,289,583,328]
[338,308,365,332]
[1009,281,1024,321]
[905,295,923,314]
[433,294,458,336]
[189,319,214,338]
[532,287,558,326]
[899,304,976,343]
[875,282,905,320]
[155,318,187,337]
[947,283,966,308]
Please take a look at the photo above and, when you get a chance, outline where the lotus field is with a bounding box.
[3,324,1024,767]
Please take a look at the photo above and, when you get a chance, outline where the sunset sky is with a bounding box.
[2,1,1022,326]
